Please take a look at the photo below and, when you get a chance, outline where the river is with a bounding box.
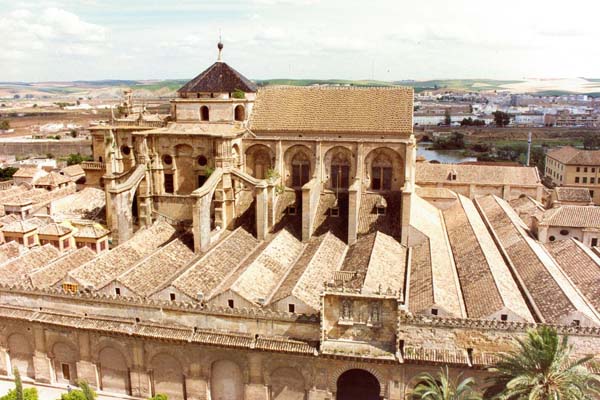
[417,143,477,164]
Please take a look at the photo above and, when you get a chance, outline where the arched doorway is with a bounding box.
[245,144,273,179]
[99,347,130,395]
[150,353,185,400]
[7,333,34,379]
[336,369,380,400]
[210,360,244,400]
[234,105,245,121]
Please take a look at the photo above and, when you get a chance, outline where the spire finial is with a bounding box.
[217,32,223,62]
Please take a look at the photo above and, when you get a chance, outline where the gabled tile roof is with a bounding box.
[29,247,96,288]
[35,172,71,186]
[177,61,257,94]
[74,224,110,239]
[38,223,72,237]
[416,163,541,186]
[539,205,600,228]
[547,146,600,165]
[0,244,61,285]
[555,187,592,203]
[249,86,413,134]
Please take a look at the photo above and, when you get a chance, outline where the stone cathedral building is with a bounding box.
[0,43,599,400]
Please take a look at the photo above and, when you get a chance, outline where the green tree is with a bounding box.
[65,153,91,166]
[232,89,246,99]
[148,395,168,400]
[486,326,600,399]
[0,120,10,130]
[0,167,17,181]
[0,369,38,400]
[408,367,482,399]
[583,133,600,150]
[492,111,511,127]
[59,381,96,400]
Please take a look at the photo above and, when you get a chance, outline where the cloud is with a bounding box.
[0,6,107,61]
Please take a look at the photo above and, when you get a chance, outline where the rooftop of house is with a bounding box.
[73,224,110,239]
[35,172,71,187]
[547,146,600,165]
[13,166,45,178]
[538,205,600,228]
[416,163,541,186]
[38,223,72,237]
[554,187,592,203]
[249,86,413,134]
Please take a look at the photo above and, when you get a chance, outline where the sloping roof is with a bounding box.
[547,146,600,165]
[539,206,600,228]
[35,172,71,186]
[546,239,600,312]
[555,187,592,203]
[60,164,85,178]
[74,224,109,239]
[38,223,72,237]
[177,61,257,94]
[2,220,38,234]
[249,86,413,134]
[13,167,42,178]
[29,247,96,288]
[0,244,61,285]
[416,163,541,186]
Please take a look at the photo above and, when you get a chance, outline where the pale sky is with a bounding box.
[1,0,599,82]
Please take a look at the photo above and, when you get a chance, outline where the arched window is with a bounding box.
[371,154,393,191]
[234,105,245,121]
[120,145,131,156]
[330,152,350,189]
[200,106,209,121]
[291,152,310,188]
[254,151,271,179]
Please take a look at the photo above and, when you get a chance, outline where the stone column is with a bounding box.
[32,327,52,383]
[301,183,313,242]
[75,332,99,388]
[347,180,361,245]
[275,141,284,178]
[244,354,268,400]
[255,184,268,241]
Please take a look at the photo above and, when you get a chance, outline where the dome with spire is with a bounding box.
[177,41,257,96]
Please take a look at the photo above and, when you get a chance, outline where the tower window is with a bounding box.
[200,106,209,121]
[234,105,245,121]
[164,174,174,194]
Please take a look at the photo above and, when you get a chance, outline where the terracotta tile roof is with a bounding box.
[509,196,545,230]
[0,244,61,285]
[116,235,195,297]
[410,195,464,317]
[555,187,592,203]
[249,86,413,134]
[443,196,533,321]
[539,205,600,228]
[28,247,96,288]
[52,188,106,219]
[0,186,28,202]
[255,336,316,355]
[339,233,377,289]
[546,239,600,312]
[269,231,346,310]
[144,122,247,137]
[404,346,469,365]
[177,61,257,94]
[60,164,85,178]
[476,195,599,324]
[74,224,109,239]
[362,232,407,297]
[13,167,42,178]
[2,220,38,234]
[358,193,402,237]
[228,228,304,304]
[415,186,458,199]
[69,221,176,288]
[38,223,72,237]
[170,227,259,300]
[35,172,71,186]
[416,163,541,186]
[547,146,600,165]
[0,242,25,263]
[408,238,435,314]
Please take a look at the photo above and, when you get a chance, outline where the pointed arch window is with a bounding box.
[371,154,392,191]
[292,152,310,188]
[330,152,350,189]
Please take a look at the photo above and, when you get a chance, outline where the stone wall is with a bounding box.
[0,140,92,158]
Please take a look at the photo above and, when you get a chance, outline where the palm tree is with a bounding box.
[486,326,600,399]
[408,366,482,400]
[77,381,96,400]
